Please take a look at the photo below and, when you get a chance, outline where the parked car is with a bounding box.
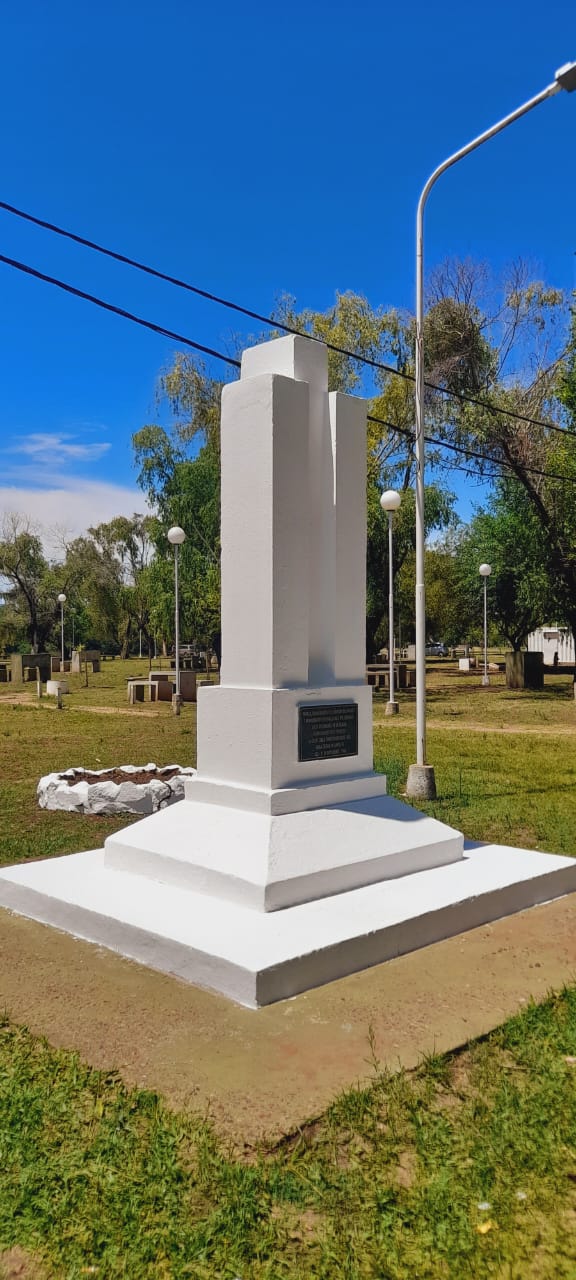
[426,643,447,657]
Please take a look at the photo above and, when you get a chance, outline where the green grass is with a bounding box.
[2,659,576,1274]
[0,700,197,864]
[2,992,576,1276]
[375,723,576,857]
[375,667,576,730]
[1,658,575,863]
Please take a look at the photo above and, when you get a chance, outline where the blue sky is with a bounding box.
[0,0,575,542]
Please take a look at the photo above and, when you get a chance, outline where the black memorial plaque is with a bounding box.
[298,702,358,763]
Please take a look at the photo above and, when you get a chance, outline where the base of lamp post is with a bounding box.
[481,674,490,687]
[406,763,437,801]
[385,700,399,716]
[172,693,182,716]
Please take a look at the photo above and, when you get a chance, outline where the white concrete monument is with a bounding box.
[0,335,574,1006]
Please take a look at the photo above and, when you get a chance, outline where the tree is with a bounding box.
[453,482,556,650]
[133,426,221,653]
[367,482,458,657]
[0,515,68,652]
[63,515,157,657]
[62,535,124,653]
[86,515,157,656]
[420,260,576,644]
[395,543,472,650]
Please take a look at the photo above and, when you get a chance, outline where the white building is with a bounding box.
[527,626,575,664]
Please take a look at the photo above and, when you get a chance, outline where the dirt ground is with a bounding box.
[1,895,575,1148]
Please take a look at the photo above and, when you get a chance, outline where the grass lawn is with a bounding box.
[2,658,575,863]
[2,994,576,1277]
[1,660,576,1276]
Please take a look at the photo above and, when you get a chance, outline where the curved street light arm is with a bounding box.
[411,78,561,777]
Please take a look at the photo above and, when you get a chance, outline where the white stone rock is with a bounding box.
[36,767,195,816]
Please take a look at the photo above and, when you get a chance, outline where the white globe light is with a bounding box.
[167,526,186,545]
[479,563,492,577]
[380,489,402,513]
[57,593,67,603]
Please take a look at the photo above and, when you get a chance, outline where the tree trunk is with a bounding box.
[29,618,39,654]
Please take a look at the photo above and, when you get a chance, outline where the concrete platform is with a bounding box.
[1,894,576,1144]
[0,841,574,1007]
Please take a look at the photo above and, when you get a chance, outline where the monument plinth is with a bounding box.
[1,337,574,1005]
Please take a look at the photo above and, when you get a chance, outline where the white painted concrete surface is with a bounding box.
[104,793,463,910]
[0,843,574,1007]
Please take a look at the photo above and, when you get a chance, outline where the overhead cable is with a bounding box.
[1,250,574,489]
[0,196,570,437]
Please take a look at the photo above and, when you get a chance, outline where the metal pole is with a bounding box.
[386,512,399,716]
[60,601,65,665]
[406,75,560,802]
[174,543,181,700]
[413,194,427,774]
[483,576,489,687]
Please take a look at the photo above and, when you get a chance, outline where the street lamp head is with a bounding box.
[555,61,576,92]
[479,563,492,577]
[167,526,186,546]
[57,593,66,603]
[380,489,402,513]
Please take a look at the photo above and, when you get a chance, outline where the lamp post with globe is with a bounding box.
[380,489,402,716]
[167,526,186,712]
[57,593,66,666]
[479,563,492,687]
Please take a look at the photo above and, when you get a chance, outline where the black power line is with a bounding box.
[367,413,576,485]
[0,196,571,438]
[0,252,241,367]
[1,250,575,489]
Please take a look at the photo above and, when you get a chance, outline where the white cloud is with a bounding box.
[0,481,152,552]
[5,432,111,466]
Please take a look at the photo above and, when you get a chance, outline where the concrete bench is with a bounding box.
[367,665,414,691]
[128,680,148,704]
[128,671,197,705]
[150,670,197,702]
[127,679,162,704]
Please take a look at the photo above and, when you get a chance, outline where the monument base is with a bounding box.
[103,791,463,911]
[0,842,574,1007]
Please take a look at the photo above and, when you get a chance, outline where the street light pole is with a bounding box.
[479,564,492,687]
[57,593,66,666]
[406,60,576,802]
[167,526,186,713]
[380,489,402,716]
